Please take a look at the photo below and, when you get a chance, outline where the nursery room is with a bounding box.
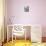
[0,0,46,46]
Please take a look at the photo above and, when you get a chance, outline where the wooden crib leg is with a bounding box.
[7,27,8,43]
[15,36,16,42]
[12,30,13,43]
[25,31,26,42]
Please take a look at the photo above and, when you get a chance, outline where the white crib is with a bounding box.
[7,24,42,43]
[7,24,31,43]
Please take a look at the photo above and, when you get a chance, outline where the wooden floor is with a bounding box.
[3,40,46,46]
[3,40,31,46]
[3,37,46,46]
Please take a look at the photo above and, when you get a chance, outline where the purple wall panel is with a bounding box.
[7,0,46,37]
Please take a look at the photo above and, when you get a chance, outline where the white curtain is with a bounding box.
[0,0,4,42]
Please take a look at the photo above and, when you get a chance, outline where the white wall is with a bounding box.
[7,0,46,37]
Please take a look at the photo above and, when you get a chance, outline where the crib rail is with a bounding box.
[7,24,42,43]
[7,24,31,43]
